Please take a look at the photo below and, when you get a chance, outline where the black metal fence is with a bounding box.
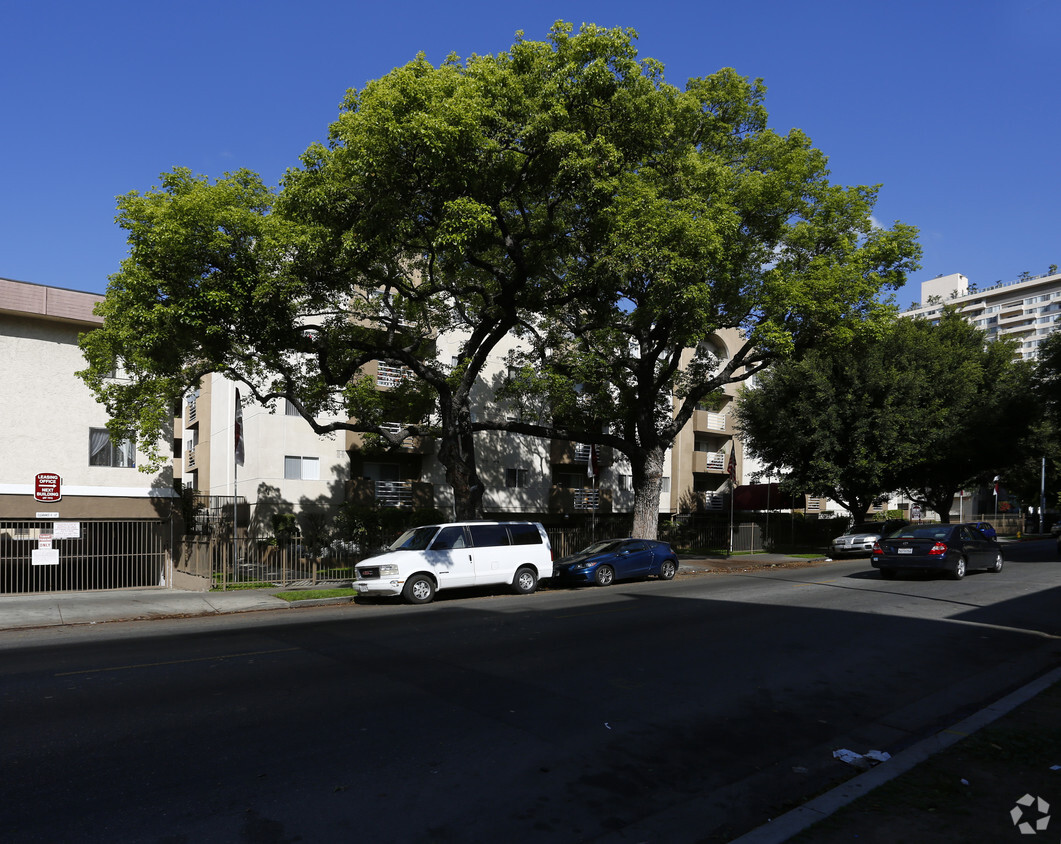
[0,519,169,596]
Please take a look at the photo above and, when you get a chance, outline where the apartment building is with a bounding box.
[183,324,744,524]
[2,276,743,530]
[177,374,351,533]
[904,269,1061,360]
[0,277,177,520]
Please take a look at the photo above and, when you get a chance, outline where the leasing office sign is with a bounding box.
[34,473,61,502]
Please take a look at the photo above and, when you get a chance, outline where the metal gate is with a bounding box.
[0,519,170,596]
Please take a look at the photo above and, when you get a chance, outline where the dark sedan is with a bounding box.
[871,523,1003,580]
[553,538,679,586]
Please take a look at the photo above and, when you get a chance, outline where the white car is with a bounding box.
[830,520,910,557]
[354,521,553,604]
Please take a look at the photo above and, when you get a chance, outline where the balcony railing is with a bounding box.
[701,411,727,431]
[376,480,413,507]
[376,362,414,388]
[693,450,726,472]
[573,488,601,510]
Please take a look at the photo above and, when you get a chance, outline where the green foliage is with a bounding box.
[78,20,920,531]
[271,513,299,538]
[334,504,444,552]
[736,309,1035,522]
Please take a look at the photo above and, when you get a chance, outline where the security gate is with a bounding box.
[0,520,170,596]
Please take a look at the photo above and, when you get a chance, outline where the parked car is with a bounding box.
[553,538,679,586]
[972,521,997,540]
[353,521,553,604]
[830,519,910,557]
[871,523,1003,580]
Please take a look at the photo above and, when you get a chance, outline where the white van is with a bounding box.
[353,521,553,604]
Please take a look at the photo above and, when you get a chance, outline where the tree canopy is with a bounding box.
[735,309,1034,523]
[80,21,920,533]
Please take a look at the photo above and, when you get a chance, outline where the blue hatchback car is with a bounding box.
[972,521,997,539]
[553,538,679,586]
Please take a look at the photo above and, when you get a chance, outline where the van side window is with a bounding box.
[431,526,467,550]
[469,524,511,548]
[508,523,543,545]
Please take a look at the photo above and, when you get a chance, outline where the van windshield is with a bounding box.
[389,526,439,551]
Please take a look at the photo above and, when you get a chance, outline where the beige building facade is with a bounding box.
[0,278,178,520]
[2,278,745,529]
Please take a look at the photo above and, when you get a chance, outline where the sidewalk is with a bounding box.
[0,586,293,630]
[0,552,812,632]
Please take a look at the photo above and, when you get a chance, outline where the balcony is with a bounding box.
[692,450,726,473]
[376,361,415,388]
[550,440,612,468]
[573,488,600,510]
[693,409,730,433]
[347,424,433,455]
[548,485,614,514]
[346,478,434,509]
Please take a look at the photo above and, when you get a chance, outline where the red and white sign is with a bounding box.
[34,473,61,502]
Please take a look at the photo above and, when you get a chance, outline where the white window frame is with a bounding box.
[284,456,320,480]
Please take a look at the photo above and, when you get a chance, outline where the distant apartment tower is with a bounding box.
[903,269,1061,360]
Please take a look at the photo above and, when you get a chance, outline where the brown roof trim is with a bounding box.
[0,277,104,326]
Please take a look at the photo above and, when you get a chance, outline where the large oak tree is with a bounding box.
[80,22,920,532]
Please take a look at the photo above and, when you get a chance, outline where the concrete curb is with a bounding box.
[728,665,1061,843]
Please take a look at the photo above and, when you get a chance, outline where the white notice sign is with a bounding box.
[32,549,59,566]
[53,522,81,539]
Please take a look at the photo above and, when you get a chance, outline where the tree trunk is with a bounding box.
[437,428,484,521]
[630,447,666,540]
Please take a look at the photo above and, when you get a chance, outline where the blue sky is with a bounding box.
[4,0,1058,307]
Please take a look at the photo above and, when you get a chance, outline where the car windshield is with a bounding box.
[580,540,625,555]
[389,526,439,551]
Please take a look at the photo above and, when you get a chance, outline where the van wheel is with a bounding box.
[512,567,538,595]
[594,565,615,587]
[403,575,435,604]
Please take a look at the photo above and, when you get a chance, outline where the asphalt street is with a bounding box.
[1,540,1058,843]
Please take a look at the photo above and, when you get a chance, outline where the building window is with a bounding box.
[89,428,136,468]
[284,456,320,480]
[285,398,300,417]
[618,474,632,490]
[661,477,671,494]
[506,468,529,489]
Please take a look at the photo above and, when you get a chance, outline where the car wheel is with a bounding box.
[949,557,967,580]
[402,574,435,604]
[658,559,677,581]
[881,568,898,580]
[512,567,538,595]
[594,565,615,587]
[988,552,1003,573]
